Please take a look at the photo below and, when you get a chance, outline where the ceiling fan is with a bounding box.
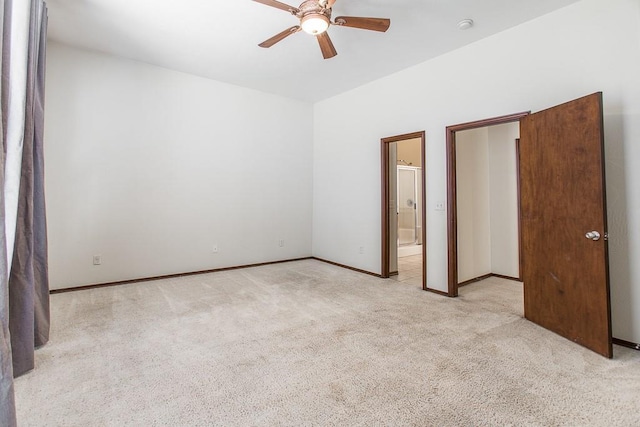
[253,0,390,59]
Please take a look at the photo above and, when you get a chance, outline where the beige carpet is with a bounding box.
[14,260,640,426]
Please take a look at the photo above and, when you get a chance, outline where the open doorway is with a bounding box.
[446,112,529,297]
[446,94,612,357]
[381,131,428,291]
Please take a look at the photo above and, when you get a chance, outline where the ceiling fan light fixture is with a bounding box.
[301,14,329,35]
[254,0,390,59]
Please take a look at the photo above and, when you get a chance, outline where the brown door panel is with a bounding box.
[520,92,612,358]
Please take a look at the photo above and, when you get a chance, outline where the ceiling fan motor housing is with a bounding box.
[298,0,332,19]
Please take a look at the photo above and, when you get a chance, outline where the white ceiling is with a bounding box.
[46,0,580,102]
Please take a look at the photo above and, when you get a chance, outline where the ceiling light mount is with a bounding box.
[457,19,474,30]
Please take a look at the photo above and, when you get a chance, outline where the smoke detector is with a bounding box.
[458,19,474,30]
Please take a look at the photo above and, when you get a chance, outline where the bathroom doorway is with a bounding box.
[381,131,429,291]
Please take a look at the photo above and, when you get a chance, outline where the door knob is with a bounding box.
[585,231,601,241]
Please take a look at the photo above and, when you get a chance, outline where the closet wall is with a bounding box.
[455,122,520,283]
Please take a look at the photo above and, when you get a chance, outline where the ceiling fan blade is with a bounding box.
[259,26,301,48]
[316,32,337,59]
[334,16,390,32]
[253,0,300,14]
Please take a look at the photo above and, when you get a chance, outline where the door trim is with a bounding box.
[446,112,530,297]
[381,131,427,290]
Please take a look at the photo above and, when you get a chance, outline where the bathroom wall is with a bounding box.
[396,138,422,167]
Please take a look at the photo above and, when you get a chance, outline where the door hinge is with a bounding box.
[604,232,609,241]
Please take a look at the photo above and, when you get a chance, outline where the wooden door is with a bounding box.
[519,92,612,358]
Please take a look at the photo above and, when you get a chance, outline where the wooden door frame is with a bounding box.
[446,112,530,297]
[381,131,429,291]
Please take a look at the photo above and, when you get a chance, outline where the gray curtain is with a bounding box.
[1,0,48,424]
[9,0,49,377]
[1,0,17,425]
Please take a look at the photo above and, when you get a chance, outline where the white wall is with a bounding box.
[488,123,520,277]
[312,0,640,343]
[456,128,491,282]
[45,43,314,289]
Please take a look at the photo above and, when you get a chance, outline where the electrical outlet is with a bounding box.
[212,244,218,253]
[435,201,445,211]
[359,246,364,254]
[279,239,285,247]
[93,255,102,265]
